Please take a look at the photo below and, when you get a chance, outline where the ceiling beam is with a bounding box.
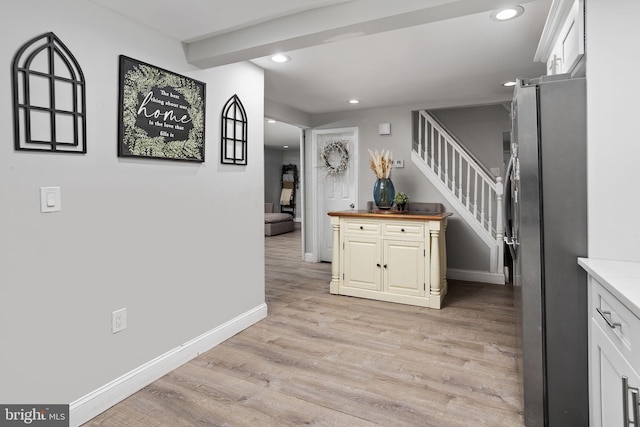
[185,0,536,68]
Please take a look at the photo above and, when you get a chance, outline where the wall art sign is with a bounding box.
[12,32,87,153]
[118,56,206,162]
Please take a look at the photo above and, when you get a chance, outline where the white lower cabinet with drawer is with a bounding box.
[590,317,640,427]
[329,212,450,309]
[579,258,640,427]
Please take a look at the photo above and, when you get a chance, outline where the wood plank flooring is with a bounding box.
[85,229,524,426]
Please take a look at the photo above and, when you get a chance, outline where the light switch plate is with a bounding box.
[40,187,61,213]
[393,159,404,168]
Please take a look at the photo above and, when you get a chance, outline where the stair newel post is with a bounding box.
[495,177,505,278]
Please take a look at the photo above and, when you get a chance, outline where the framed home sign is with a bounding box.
[118,55,206,162]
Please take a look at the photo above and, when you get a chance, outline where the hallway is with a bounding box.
[86,230,523,426]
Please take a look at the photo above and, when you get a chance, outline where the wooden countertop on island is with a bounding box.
[327,210,452,221]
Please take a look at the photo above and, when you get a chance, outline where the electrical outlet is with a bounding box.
[112,308,127,333]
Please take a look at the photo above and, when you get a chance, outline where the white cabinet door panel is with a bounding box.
[383,240,425,297]
[343,236,381,291]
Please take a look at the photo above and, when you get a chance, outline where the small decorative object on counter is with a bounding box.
[369,149,394,209]
[394,192,409,211]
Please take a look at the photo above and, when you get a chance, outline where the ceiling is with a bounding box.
[89,0,553,149]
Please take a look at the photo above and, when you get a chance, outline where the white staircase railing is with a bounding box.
[413,110,504,277]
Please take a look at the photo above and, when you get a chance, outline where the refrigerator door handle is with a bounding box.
[505,236,519,247]
[503,155,518,257]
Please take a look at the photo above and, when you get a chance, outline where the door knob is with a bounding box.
[350,203,355,209]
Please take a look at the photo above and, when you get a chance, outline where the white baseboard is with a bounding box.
[447,268,506,285]
[69,303,268,426]
[304,252,317,262]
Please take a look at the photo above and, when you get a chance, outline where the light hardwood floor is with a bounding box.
[85,229,524,426]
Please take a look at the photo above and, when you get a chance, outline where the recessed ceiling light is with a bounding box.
[267,119,276,123]
[502,80,517,87]
[283,145,289,149]
[348,99,360,104]
[271,54,290,63]
[490,5,524,21]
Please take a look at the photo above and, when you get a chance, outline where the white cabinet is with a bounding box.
[579,258,640,426]
[343,232,426,296]
[535,0,585,76]
[329,211,449,309]
[590,318,640,427]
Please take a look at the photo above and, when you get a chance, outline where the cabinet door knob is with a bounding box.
[383,264,388,269]
[360,226,363,230]
[376,263,381,268]
[401,228,405,232]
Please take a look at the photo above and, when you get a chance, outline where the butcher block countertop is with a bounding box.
[327,210,452,221]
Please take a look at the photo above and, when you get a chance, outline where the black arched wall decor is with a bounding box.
[221,94,248,165]
[12,32,87,153]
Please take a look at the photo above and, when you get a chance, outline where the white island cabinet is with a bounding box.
[328,210,451,309]
[578,258,640,426]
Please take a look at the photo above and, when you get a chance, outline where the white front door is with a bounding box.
[312,128,358,262]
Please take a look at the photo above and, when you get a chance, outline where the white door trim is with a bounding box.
[311,127,359,263]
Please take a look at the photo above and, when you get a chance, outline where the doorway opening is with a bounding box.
[264,118,305,257]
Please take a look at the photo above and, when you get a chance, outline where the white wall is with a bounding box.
[0,0,265,405]
[586,0,640,261]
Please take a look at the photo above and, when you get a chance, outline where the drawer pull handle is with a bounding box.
[623,376,640,427]
[597,307,622,329]
[401,228,405,232]
[360,226,363,230]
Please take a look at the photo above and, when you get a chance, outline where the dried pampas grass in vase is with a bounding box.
[368,149,395,209]
[368,149,393,179]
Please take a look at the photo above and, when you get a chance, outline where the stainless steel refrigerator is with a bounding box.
[505,74,588,426]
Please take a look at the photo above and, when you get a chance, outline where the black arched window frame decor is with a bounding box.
[221,94,248,165]
[12,32,87,153]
